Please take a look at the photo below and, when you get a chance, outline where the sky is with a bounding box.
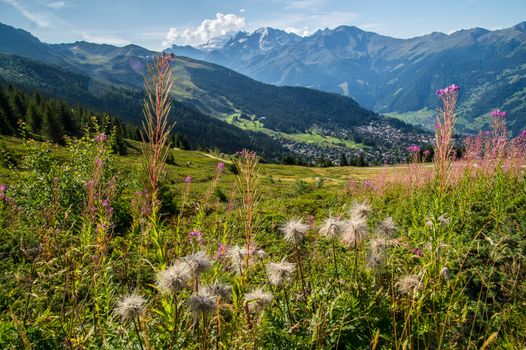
[0,0,525,50]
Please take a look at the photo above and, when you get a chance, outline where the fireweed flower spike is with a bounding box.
[281,219,309,245]
[94,132,107,143]
[407,145,421,153]
[491,109,506,118]
[156,261,192,294]
[115,292,146,323]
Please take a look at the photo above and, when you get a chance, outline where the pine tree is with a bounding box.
[42,108,65,145]
[339,152,349,166]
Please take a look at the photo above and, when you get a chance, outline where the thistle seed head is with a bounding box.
[267,260,296,287]
[282,219,309,245]
[115,292,146,323]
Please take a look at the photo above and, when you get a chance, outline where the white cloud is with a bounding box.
[162,13,246,47]
[47,1,65,9]
[1,0,52,27]
[285,26,310,36]
[240,9,245,13]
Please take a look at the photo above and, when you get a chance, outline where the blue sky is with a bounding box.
[1,0,525,50]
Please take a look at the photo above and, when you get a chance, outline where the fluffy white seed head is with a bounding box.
[244,288,273,312]
[367,237,389,269]
[282,219,309,245]
[376,217,397,238]
[156,261,192,294]
[228,245,266,274]
[183,251,212,278]
[205,282,232,301]
[229,245,248,274]
[188,292,216,317]
[396,275,422,296]
[267,260,296,286]
[319,216,345,238]
[440,266,451,281]
[115,292,146,323]
[350,201,372,220]
[341,216,369,248]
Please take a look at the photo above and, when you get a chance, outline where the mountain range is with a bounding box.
[0,22,429,164]
[166,23,526,133]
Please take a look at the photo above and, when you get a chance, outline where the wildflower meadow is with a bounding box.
[1,55,525,349]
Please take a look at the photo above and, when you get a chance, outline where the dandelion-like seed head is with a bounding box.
[367,237,389,270]
[205,281,232,301]
[188,292,216,317]
[182,251,212,278]
[281,219,309,245]
[341,216,369,248]
[266,260,296,287]
[440,266,451,281]
[229,245,247,274]
[376,217,397,238]
[244,288,273,312]
[319,216,345,238]
[115,292,146,323]
[396,275,422,296]
[350,201,372,220]
[156,261,192,294]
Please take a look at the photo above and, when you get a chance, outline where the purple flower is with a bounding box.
[363,180,372,189]
[184,176,192,184]
[94,133,107,143]
[95,158,103,168]
[491,109,506,118]
[407,144,421,153]
[189,230,203,244]
[216,243,229,261]
[436,83,460,97]
[0,184,6,201]
[424,150,431,156]
[217,162,225,171]
[102,199,109,207]
[412,248,423,257]
[518,130,526,138]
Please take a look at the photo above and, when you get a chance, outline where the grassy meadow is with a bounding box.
[1,64,525,350]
